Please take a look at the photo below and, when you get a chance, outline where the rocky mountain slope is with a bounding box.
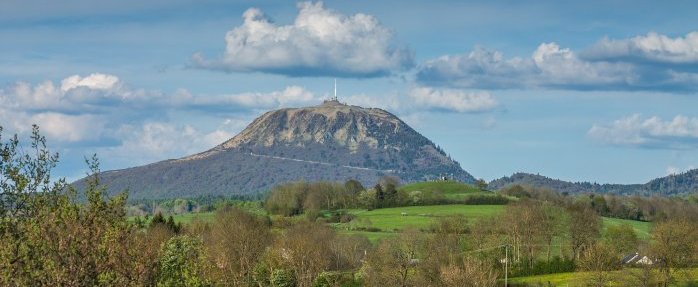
[489,170,698,196]
[78,100,474,199]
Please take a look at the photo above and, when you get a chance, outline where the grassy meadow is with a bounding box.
[164,180,653,243]
[508,267,698,286]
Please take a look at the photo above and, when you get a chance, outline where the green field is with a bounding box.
[337,204,505,232]
[166,203,652,245]
[155,181,652,245]
[602,217,652,239]
[398,181,491,199]
[508,267,698,286]
[334,204,651,236]
[399,180,481,193]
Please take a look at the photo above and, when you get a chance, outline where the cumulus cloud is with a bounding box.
[588,114,698,149]
[60,73,120,91]
[418,31,698,91]
[0,109,105,143]
[0,73,323,146]
[193,1,413,77]
[583,31,698,64]
[408,87,498,113]
[103,122,236,164]
[417,43,636,90]
[219,86,317,108]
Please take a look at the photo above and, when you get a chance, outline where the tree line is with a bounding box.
[499,184,698,222]
[263,177,509,218]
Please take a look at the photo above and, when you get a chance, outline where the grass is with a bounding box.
[338,230,395,243]
[159,204,652,247]
[508,267,698,286]
[331,204,653,248]
[602,217,652,239]
[338,204,505,232]
[399,181,481,193]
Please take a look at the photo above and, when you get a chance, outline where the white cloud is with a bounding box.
[223,86,318,108]
[418,32,698,91]
[60,73,120,92]
[29,112,105,142]
[107,122,235,163]
[342,93,403,112]
[588,114,698,149]
[584,31,698,64]
[0,109,105,143]
[417,43,634,90]
[408,87,498,113]
[193,1,413,77]
[0,73,157,113]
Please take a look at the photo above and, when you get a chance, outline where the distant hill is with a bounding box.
[75,100,474,200]
[489,170,698,196]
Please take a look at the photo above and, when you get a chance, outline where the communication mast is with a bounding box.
[333,78,338,101]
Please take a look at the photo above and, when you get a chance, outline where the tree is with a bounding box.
[502,200,549,268]
[427,215,469,266]
[1,125,64,285]
[363,229,425,287]
[603,223,639,257]
[157,235,208,287]
[475,179,488,191]
[384,181,398,206]
[439,257,498,287]
[344,179,364,194]
[568,204,602,260]
[0,126,137,285]
[374,184,385,208]
[204,207,272,286]
[650,218,698,286]
[577,242,619,287]
[265,182,308,216]
[268,222,335,287]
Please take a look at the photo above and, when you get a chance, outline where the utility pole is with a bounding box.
[504,244,508,287]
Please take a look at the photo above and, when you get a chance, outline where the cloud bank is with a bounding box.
[408,87,498,113]
[583,32,698,64]
[588,114,698,149]
[417,31,698,91]
[193,1,413,77]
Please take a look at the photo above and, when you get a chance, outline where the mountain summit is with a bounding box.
[84,101,474,199]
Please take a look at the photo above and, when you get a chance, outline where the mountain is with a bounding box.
[77,100,474,200]
[488,170,698,196]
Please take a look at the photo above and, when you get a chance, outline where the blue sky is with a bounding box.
[2,0,698,184]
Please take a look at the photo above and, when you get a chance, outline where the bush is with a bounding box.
[270,269,296,287]
[463,194,510,205]
[157,235,208,287]
[510,256,575,277]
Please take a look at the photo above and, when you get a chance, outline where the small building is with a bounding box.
[621,252,654,265]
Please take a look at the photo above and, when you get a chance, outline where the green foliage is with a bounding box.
[603,223,639,256]
[511,256,576,277]
[157,235,208,287]
[0,126,142,286]
[265,181,358,216]
[149,212,182,233]
[270,269,296,287]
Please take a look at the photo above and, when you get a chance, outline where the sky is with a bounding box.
[2,0,698,184]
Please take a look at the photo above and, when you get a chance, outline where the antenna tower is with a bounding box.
[333,79,338,101]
